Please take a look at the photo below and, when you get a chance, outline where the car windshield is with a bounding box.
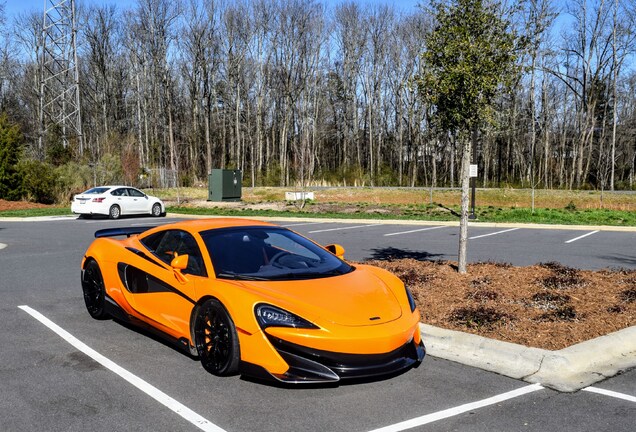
[83,187,110,194]
[200,226,353,281]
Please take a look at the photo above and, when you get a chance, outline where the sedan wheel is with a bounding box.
[194,299,240,376]
[151,203,162,217]
[109,204,121,219]
[81,260,109,320]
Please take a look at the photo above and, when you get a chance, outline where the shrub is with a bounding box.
[537,262,585,289]
[466,289,499,302]
[18,159,58,204]
[96,153,124,185]
[537,305,579,322]
[449,306,512,329]
[55,162,93,202]
[529,291,571,310]
[620,288,636,303]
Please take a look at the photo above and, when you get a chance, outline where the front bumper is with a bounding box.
[243,336,425,384]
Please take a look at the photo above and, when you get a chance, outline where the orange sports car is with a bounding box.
[81,218,425,383]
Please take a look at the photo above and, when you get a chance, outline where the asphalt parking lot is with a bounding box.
[0,216,634,431]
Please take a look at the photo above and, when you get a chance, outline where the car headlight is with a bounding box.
[406,286,417,312]
[255,304,318,329]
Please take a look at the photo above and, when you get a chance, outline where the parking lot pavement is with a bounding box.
[0,217,634,431]
[282,221,636,269]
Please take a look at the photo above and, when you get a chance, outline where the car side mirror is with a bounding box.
[171,253,189,270]
[325,244,345,259]
[171,253,189,283]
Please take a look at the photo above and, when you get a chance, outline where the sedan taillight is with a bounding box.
[92,197,105,203]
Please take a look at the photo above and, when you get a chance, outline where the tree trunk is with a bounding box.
[458,134,471,274]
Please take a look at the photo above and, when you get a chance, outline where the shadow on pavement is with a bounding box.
[367,247,446,261]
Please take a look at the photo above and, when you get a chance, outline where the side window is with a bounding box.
[145,230,206,277]
[128,188,145,198]
[141,231,167,253]
[111,188,128,196]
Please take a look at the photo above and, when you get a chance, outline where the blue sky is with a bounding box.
[5,0,423,20]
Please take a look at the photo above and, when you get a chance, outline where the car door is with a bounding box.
[127,188,149,213]
[123,230,207,339]
[110,187,135,215]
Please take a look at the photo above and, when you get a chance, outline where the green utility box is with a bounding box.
[208,169,242,201]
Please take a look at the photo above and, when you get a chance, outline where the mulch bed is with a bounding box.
[0,199,51,211]
[366,259,636,350]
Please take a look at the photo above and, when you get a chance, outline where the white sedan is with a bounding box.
[71,186,165,219]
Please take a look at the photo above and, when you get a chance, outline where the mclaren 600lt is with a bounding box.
[81,218,425,383]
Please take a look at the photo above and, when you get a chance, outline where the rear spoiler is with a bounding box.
[94,226,154,238]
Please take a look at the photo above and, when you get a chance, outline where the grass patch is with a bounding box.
[0,207,71,217]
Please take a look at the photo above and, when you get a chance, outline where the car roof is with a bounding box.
[145,218,277,235]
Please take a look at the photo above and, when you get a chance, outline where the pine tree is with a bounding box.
[0,114,24,201]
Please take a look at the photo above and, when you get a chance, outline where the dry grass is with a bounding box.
[152,186,636,212]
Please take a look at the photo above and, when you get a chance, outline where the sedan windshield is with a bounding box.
[200,227,353,281]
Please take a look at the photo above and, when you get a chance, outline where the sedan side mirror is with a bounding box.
[325,244,345,259]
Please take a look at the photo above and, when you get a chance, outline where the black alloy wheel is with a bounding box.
[194,299,240,376]
[82,259,109,320]
[109,204,121,219]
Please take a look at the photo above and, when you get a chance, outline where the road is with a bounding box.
[0,215,633,431]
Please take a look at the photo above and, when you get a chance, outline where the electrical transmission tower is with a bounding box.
[38,0,83,156]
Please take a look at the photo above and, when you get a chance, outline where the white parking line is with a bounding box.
[367,383,544,432]
[280,222,325,227]
[565,230,599,244]
[18,305,226,432]
[583,386,636,403]
[384,226,447,237]
[469,228,520,240]
[308,224,377,233]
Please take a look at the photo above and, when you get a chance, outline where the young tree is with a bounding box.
[0,113,23,200]
[417,0,518,273]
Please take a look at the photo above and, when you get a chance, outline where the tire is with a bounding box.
[109,204,121,219]
[151,203,162,217]
[194,299,240,376]
[81,259,109,320]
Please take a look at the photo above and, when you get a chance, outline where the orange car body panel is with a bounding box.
[82,218,423,380]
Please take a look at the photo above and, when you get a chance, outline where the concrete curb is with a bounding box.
[420,323,636,392]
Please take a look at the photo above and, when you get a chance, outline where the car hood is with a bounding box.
[232,267,403,327]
